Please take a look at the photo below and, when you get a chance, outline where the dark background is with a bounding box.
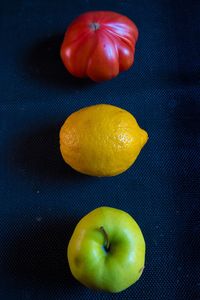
[0,0,200,299]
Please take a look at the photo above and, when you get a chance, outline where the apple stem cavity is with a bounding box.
[90,22,100,31]
[99,226,110,252]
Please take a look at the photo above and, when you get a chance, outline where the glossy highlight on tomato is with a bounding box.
[60,11,139,82]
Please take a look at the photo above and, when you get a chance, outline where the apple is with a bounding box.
[67,206,145,293]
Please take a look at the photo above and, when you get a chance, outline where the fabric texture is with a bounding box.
[0,0,200,299]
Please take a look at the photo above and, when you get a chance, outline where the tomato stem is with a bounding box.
[99,226,110,252]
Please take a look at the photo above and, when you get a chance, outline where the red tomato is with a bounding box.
[60,11,138,82]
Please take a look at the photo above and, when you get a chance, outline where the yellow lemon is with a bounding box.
[59,104,148,176]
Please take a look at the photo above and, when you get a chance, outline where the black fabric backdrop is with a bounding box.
[0,0,200,299]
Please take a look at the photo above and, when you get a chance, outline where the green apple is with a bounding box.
[67,206,145,293]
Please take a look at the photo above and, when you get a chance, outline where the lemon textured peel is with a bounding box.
[60,104,148,177]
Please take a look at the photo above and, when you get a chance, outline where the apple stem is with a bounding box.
[89,22,100,31]
[139,266,145,274]
[99,226,110,252]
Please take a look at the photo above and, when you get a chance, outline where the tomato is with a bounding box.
[60,11,138,82]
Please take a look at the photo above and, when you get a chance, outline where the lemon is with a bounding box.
[59,104,148,176]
